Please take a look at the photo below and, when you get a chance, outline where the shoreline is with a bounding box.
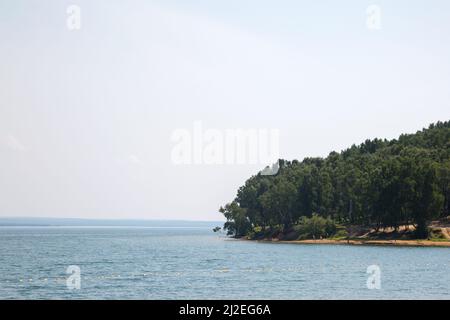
[248,238,450,248]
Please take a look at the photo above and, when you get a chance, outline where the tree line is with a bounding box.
[220,121,450,238]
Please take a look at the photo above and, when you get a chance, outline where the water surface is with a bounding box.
[0,227,449,299]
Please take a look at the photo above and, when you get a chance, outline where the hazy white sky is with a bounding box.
[1,0,449,221]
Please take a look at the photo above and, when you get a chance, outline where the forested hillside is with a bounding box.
[220,121,450,239]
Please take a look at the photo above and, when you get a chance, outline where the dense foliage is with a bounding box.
[220,121,450,239]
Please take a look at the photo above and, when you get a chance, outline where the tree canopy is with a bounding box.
[220,121,450,239]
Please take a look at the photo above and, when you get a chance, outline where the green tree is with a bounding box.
[220,201,251,237]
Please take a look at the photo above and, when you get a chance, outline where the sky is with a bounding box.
[0,0,449,221]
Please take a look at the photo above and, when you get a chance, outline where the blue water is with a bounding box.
[0,227,449,299]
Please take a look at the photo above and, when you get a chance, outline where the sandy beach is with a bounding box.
[254,238,450,248]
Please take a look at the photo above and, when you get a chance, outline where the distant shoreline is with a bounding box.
[0,217,224,228]
[248,238,450,248]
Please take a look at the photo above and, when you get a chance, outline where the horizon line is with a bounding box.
[0,216,225,223]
